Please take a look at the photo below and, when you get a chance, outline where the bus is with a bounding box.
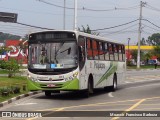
[27,30,126,97]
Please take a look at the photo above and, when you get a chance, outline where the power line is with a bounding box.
[99,23,138,33]
[36,0,139,12]
[36,0,74,9]
[142,23,160,31]
[145,4,160,12]
[82,5,139,12]
[16,22,54,30]
[142,19,160,29]
[91,19,139,31]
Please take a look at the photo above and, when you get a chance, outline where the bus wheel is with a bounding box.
[110,74,117,91]
[83,80,93,98]
[45,91,51,96]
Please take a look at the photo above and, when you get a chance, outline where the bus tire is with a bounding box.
[45,91,51,96]
[110,74,117,92]
[83,79,93,98]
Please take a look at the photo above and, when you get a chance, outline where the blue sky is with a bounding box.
[0,0,160,45]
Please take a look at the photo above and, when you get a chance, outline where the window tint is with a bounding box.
[104,42,109,60]
[85,37,125,62]
[92,40,99,60]
[109,43,114,61]
[118,45,123,61]
[87,39,93,59]
[114,44,119,61]
[99,42,105,60]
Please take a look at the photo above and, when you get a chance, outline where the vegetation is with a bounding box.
[0,58,20,78]
[127,65,158,69]
[0,76,28,102]
[0,32,21,41]
[78,25,99,35]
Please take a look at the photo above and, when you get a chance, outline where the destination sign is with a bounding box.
[29,32,76,41]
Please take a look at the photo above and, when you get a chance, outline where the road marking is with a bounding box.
[38,99,142,111]
[111,99,146,120]
[108,92,114,97]
[124,83,160,90]
[38,96,160,112]
[15,103,37,106]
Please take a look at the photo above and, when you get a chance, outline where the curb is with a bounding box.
[0,91,42,108]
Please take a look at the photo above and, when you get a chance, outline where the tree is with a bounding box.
[5,58,20,78]
[78,25,99,35]
[141,38,146,45]
[144,51,152,63]
[152,45,160,59]
[0,32,21,41]
[147,33,160,45]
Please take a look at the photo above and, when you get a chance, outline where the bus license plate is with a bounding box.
[47,84,55,87]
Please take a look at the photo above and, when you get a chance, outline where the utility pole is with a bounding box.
[74,0,77,31]
[63,0,66,30]
[137,1,146,69]
[128,38,131,61]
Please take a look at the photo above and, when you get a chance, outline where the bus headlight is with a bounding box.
[30,77,38,82]
[73,72,78,77]
[65,72,78,81]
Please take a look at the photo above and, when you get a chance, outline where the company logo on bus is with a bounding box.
[94,61,105,69]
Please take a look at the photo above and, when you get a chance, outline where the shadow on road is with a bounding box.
[34,88,113,100]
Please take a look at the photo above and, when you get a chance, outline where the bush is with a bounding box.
[127,60,132,66]
[0,87,10,96]
[11,86,21,94]
[0,60,6,69]
[5,58,20,78]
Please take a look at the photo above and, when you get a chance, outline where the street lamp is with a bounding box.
[128,38,131,61]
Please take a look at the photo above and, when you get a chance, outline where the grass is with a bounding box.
[0,76,28,102]
[0,91,29,102]
[0,69,9,74]
[127,65,158,69]
[0,76,28,86]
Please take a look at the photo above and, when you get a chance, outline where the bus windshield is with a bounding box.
[28,41,78,70]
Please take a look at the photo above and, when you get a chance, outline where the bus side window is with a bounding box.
[99,42,105,60]
[114,44,119,61]
[87,38,93,59]
[109,43,114,61]
[92,40,99,60]
[105,42,109,60]
[122,45,125,61]
[119,45,123,61]
[78,37,85,61]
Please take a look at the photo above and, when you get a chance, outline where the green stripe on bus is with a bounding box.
[95,62,117,87]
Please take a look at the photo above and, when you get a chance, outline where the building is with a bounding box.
[0,40,28,64]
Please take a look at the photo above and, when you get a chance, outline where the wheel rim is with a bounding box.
[113,79,117,90]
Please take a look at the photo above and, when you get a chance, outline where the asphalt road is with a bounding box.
[1,69,160,120]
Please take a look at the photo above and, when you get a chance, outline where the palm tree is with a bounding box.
[78,25,99,36]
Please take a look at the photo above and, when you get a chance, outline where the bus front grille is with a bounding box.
[39,79,63,81]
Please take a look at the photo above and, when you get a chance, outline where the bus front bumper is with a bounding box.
[27,78,79,91]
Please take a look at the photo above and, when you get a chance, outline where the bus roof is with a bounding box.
[29,30,124,45]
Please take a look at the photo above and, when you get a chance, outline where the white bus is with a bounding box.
[27,30,126,97]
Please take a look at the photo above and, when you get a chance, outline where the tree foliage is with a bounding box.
[152,46,160,59]
[1,58,20,78]
[147,33,160,45]
[78,25,99,36]
[0,32,21,41]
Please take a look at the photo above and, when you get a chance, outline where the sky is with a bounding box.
[0,0,160,45]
